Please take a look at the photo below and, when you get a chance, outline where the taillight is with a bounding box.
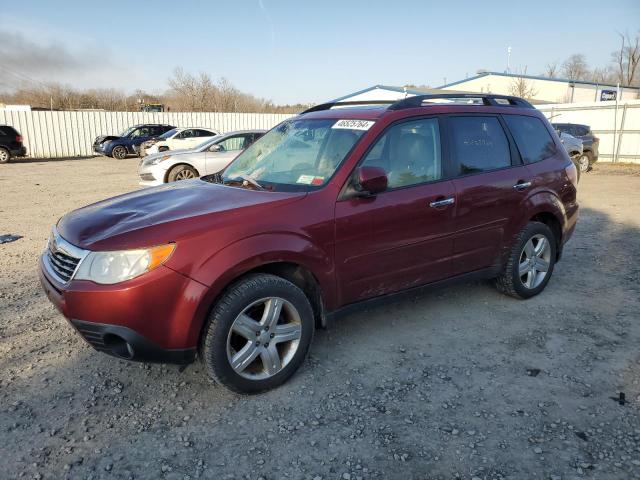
[16,135,22,143]
[565,162,578,188]
[592,136,599,142]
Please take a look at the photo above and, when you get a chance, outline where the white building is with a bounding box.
[439,72,639,104]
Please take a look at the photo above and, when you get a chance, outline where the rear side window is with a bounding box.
[573,125,589,136]
[0,126,17,136]
[449,116,511,175]
[504,115,556,164]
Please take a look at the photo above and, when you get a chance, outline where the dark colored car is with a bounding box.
[552,123,599,172]
[93,124,175,159]
[39,94,578,393]
[0,125,27,163]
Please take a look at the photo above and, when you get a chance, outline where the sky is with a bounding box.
[0,0,638,104]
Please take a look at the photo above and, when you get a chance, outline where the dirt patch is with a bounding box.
[1,158,639,479]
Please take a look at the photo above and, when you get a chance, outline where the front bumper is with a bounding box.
[38,255,208,364]
[138,164,165,187]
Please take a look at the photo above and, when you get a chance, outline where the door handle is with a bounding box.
[429,197,455,208]
[513,181,532,191]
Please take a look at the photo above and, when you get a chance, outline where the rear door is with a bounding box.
[447,115,530,275]
[334,117,457,304]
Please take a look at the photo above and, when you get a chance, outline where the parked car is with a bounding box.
[138,130,265,186]
[0,125,27,163]
[39,94,578,394]
[139,127,220,157]
[93,124,175,159]
[552,123,599,172]
[557,131,584,182]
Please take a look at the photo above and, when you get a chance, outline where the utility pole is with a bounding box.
[507,46,512,73]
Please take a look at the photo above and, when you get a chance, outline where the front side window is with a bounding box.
[504,115,555,164]
[361,118,442,188]
[449,116,511,175]
[222,118,368,191]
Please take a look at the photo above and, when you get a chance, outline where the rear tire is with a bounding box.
[0,147,10,164]
[496,222,557,299]
[167,164,198,182]
[200,274,314,394]
[112,146,127,159]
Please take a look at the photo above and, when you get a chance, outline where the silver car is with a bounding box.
[138,130,265,186]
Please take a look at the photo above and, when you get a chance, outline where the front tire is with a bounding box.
[496,222,557,299]
[111,146,127,159]
[0,147,10,164]
[167,164,198,182]
[201,274,314,394]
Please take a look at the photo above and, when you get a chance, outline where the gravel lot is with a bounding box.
[1,157,639,480]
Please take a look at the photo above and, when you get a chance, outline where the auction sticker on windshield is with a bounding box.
[332,119,375,131]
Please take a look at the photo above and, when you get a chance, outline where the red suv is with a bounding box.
[39,94,578,393]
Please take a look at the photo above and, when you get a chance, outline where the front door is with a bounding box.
[334,117,457,305]
[446,115,530,275]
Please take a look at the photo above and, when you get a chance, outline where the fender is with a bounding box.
[181,232,336,346]
[498,188,567,267]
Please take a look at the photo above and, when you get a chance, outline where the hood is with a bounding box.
[94,135,121,144]
[57,180,305,250]
[144,148,198,163]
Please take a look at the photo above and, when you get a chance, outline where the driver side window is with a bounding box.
[361,118,442,189]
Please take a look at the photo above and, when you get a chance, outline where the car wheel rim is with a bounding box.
[578,155,589,172]
[175,170,195,180]
[226,297,302,380]
[518,234,552,290]
[114,148,125,159]
[0,149,8,161]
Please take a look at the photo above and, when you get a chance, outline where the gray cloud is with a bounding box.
[0,29,110,89]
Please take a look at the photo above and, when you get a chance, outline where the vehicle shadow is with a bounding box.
[7,155,103,164]
[2,206,639,479]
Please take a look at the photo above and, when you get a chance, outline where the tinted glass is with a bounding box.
[195,129,215,137]
[573,125,589,136]
[362,118,442,188]
[450,116,511,174]
[504,115,555,164]
[218,134,250,151]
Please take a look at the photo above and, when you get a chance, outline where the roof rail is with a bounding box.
[388,94,534,110]
[302,100,395,114]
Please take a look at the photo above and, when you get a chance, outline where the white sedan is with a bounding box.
[140,127,219,156]
[138,130,265,186]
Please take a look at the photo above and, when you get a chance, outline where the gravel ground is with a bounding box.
[0,157,639,480]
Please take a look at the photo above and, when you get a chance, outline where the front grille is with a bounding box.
[43,228,87,284]
[47,248,80,282]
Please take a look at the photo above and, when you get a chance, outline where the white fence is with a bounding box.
[536,100,640,163]
[0,111,295,158]
[3,103,639,162]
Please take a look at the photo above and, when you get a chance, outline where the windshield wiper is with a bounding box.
[231,174,266,191]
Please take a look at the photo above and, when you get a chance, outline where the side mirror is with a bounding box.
[354,166,387,196]
[208,144,222,152]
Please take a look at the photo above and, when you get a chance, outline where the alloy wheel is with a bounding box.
[0,148,9,163]
[175,169,196,180]
[226,297,302,380]
[578,154,589,172]
[518,234,552,289]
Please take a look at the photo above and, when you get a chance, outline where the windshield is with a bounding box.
[194,135,223,152]
[159,128,179,139]
[222,118,369,191]
[119,126,136,137]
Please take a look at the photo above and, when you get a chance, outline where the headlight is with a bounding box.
[144,155,172,166]
[74,244,175,284]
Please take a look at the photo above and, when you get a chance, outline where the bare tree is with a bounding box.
[508,67,538,99]
[562,54,589,81]
[612,31,640,86]
[544,62,559,78]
